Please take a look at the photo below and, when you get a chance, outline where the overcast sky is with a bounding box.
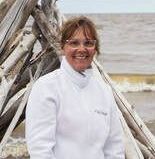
[57,0,155,13]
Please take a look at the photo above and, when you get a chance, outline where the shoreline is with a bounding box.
[109,73,155,84]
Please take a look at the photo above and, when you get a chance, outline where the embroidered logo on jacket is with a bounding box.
[94,109,107,116]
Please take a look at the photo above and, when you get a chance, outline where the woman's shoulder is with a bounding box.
[37,69,60,83]
[32,69,61,91]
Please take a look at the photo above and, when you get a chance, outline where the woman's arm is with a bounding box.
[26,78,57,159]
[103,87,125,159]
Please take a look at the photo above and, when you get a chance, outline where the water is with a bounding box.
[67,13,155,74]
[2,13,155,158]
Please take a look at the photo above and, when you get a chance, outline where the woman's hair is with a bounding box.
[60,16,100,54]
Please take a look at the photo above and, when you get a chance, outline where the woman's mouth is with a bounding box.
[73,54,88,60]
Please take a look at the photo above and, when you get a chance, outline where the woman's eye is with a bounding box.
[70,40,79,46]
[84,40,93,47]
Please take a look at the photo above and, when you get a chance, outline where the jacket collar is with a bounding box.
[60,56,93,88]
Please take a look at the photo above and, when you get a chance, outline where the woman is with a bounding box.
[26,16,125,159]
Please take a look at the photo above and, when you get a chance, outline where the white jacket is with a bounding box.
[26,56,125,159]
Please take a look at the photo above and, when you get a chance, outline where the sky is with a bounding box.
[57,0,155,13]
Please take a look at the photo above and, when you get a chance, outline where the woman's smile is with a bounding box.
[73,53,88,60]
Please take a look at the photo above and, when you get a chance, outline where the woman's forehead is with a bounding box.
[71,27,93,39]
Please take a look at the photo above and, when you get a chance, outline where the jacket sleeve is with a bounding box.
[26,78,58,159]
[103,87,125,159]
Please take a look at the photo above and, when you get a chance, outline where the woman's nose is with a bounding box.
[77,43,86,51]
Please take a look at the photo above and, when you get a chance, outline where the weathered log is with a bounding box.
[0,89,25,141]
[0,83,32,153]
[136,140,155,159]
[0,2,62,115]
[0,0,38,56]
[120,114,144,159]
[0,47,60,115]
[114,89,155,156]
[0,43,60,147]
[0,0,16,22]
[53,2,66,29]
[39,0,65,49]
[32,6,61,55]
[0,30,23,65]
[41,0,65,36]
[0,50,60,144]
[0,74,15,116]
[0,0,65,154]
[1,31,36,76]
[0,31,36,115]
[41,0,54,21]
[32,21,49,50]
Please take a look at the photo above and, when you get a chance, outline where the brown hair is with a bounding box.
[60,16,100,54]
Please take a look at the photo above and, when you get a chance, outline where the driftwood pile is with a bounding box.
[0,0,63,155]
[0,0,155,158]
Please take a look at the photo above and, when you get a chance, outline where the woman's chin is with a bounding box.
[72,64,90,72]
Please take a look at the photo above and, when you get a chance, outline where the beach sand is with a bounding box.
[123,91,155,135]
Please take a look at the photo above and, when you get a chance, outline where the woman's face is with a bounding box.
[62,28,96,72]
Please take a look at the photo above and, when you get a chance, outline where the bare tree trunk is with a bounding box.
[0,83,32,153]
[0,30,23,65]
[1,31,36,76]
[0,0,38,56]
[32,6,61,53]
[0,0,16,22]
[0,91,24,141]
[136,140,155,159]
[120,114,144,159]
[0,31,36,115]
